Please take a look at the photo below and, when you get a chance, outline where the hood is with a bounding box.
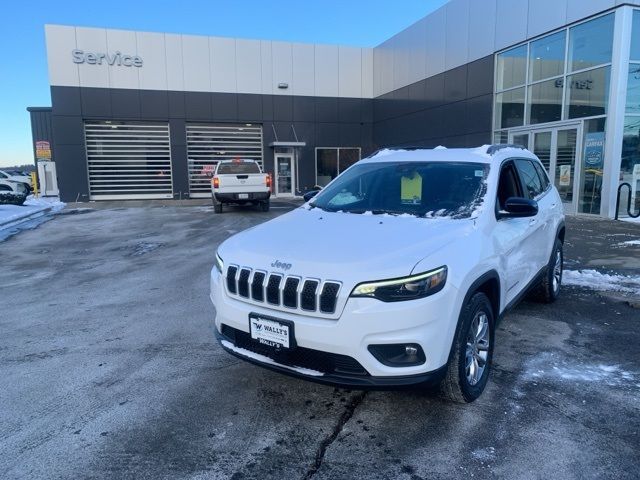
[218,207,476,283]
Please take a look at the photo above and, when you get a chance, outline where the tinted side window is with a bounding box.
[515,159,544,198]
[533,161,550,190]
[0,184,11,191]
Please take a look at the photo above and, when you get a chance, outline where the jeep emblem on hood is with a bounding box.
[271,260,292,271]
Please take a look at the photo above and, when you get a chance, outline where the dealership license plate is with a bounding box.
[238,193,249,199]
[249,315,291,349]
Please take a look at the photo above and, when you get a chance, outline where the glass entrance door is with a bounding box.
[510,125,581,214]
[275,155,294,197]
[555,128,578,213]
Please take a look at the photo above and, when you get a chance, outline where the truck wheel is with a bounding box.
[440,292,494,403]
[214,202,223,214]
[260,200,270,212]
[532,239,563,304]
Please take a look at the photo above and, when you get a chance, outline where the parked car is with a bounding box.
[210,145,565,403]
[211,159,271,213]
[0,170,32,192]
[0,179,28,205]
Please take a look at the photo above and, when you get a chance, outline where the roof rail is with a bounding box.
[486,144,527,155]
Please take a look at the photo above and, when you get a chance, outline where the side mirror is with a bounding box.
[498,197,538,218]
[303,189,321,202]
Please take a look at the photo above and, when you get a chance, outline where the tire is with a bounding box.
[440,292,495,403]
[214,202,223,214]
[260,200,270,212]
[532,239,563,303]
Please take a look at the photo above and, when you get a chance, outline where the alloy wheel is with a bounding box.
[465,311,490,386]
[553,249,562,294]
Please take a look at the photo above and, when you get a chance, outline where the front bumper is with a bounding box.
[216,327,447,388]
[210,268,460,386]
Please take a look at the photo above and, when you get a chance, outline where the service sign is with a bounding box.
[35,140,51,161]
[584,132,605,169]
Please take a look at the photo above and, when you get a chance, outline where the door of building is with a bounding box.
[509,124,581,215]
[275,154,295,197]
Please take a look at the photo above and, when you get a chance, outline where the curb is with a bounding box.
[0,206,53,230]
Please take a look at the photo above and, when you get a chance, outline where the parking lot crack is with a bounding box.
[302,390,367,479]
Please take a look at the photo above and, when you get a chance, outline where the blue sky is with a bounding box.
[0,0,447,168]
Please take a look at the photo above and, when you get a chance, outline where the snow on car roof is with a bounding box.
[362,146,537,164]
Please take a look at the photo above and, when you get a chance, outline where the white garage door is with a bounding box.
[186,123,263,197]
[85,121,173,200]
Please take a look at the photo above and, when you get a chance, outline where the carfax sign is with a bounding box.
[583,132,605,169]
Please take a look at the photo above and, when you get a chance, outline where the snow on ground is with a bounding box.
[523,352,637,388]
[616,239,640,247]
[0,196,65,224]
[563,269,640,295]
[620,216,640,224]
[0,196,65,242]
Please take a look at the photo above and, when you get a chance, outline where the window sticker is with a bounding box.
[475,170,484,177]
[401,172,422,205]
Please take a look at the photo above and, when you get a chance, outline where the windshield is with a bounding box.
[310,161,489,218]
[217,162,261,174]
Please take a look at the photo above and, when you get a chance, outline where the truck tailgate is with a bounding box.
[217,174,269,193]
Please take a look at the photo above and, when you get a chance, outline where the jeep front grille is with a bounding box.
[225,265,341,314]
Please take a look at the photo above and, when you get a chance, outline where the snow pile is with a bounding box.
[0,196,66,241]
[616,239,640,247]
[24,196,65,211]
[563,269,640,295]
[620,216,640,224]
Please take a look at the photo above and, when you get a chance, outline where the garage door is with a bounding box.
[186,123,263,197]
[85,121,173,200]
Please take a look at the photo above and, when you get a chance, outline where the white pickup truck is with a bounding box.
[211,159,271,213]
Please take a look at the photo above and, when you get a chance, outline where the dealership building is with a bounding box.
[29,0,640,218]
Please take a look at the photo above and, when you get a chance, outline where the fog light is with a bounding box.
[405,346,418,356]
[367,343,426,367]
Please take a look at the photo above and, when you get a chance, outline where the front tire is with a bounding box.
[532,239,563,303]
[440,292,494,403]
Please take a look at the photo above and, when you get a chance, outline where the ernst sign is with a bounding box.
[72,49,143,67]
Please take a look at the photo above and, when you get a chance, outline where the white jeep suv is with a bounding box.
[209,145,565,402]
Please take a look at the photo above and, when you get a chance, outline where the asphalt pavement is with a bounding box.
[1,203,638,479]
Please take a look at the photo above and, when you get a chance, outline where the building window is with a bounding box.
[495,45,528,91]
[315,148,361,187]
[564,66,611,119]
[568,13,614,72]
[578,118,606,215]
[494,12,613,131]
[528,78,563,124]
[494,87,525,129]
[632,10,640,62]
[529,31,566,83]
[627,64,640,115]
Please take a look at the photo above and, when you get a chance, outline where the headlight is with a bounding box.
[351,266,447,302]
[215,252,224,274]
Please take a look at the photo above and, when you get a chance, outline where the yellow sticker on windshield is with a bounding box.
[401,172,422,204]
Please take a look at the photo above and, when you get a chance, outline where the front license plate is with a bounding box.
[238,193,249,199]
[249,315,291,349]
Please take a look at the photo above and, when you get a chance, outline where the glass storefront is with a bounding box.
[494,12,615,216]
[619,10,640,216]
